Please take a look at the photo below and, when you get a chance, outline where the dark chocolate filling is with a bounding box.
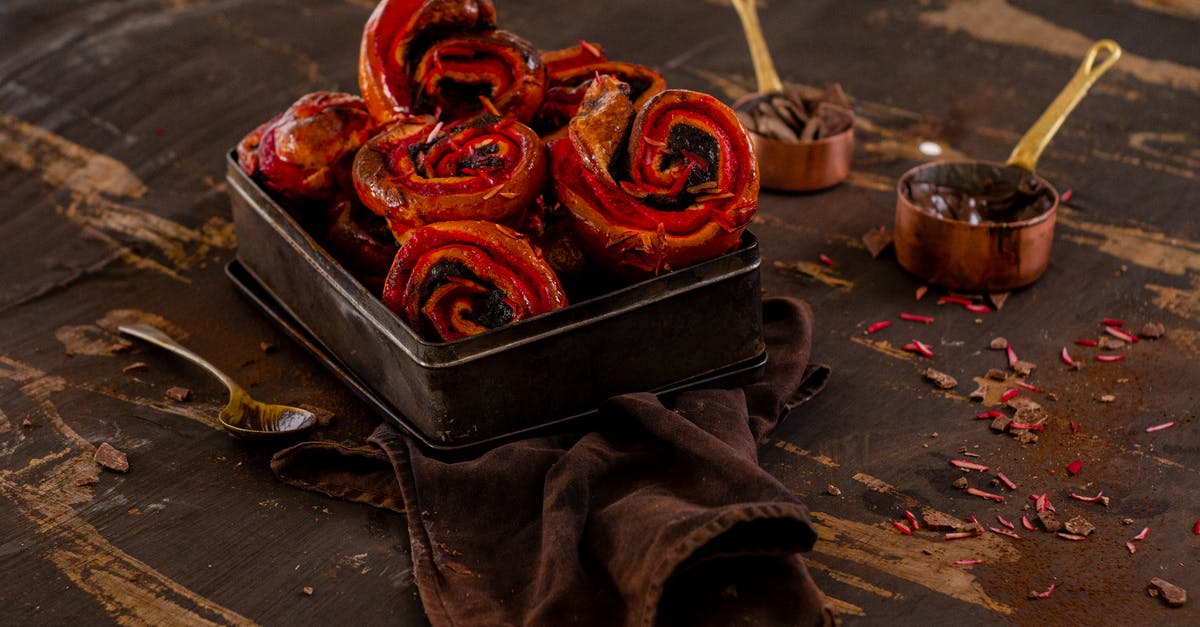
[419,260,514,331]
[639,122,718,211]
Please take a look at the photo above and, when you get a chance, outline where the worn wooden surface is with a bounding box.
[2,0,1198,624]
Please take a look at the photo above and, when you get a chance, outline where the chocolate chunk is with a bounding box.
[988,292,1009,310]
[21,418,33,429]
[1140,322,1166,339]
[986,368,1007,381]
[989,337,1008,350]
[1098,336,1125,350]
[923,511,967,531]
[165,387,192,402]
[122,362,149,374]
[1037,510,1062,532]
[302,586,314,597]
[1064,516,1095,536]
[1014,430,1039,444]
[990,415,1012,432]
[952,476,969,490]
[969,381,992,402]
[923,368,958,389]
[1012,360,1036,377]
[862,226,893,258]
[1148,578,1187,607]
[826,484,842,496]
[94,442,129,473]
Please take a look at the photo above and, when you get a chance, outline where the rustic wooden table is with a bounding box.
[2,0,1197,624]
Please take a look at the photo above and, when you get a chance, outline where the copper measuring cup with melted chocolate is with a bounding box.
[894,40,1121,291]
[729,0,854,192]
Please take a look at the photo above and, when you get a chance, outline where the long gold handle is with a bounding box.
[730,0,784,94]
[1006,39,1121,172]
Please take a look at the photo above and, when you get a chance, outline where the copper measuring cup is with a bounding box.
[730,0,854,192]
[893,40,1121,292]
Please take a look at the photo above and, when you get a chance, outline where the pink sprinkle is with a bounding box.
[1068,491,1107,504]
[1001,388,1020,402]
[900,313,935,324]
[987,410,1006,419]
[1103,317,1124,327]
[1061,347,1075,366]
[989,526,1022,539]
[1126,541,1137,554]
[901,341,934,358]
[967,487,1005,502]
[1021,515,1036,531]
[1070,421,1079,434]
[905,510,921,530]
[955,558,985,565]
[995,471,1018,491]
[1057,532,1087,541]
[1005,344,1019,367]
[866,320,892,334]
[950,459,990,472]
[997,515,1015,529]
[819,253,835,267]
[975,412,992,419]
[1132,527,1150,541]
[1066,459,1082,476]
[1008,422,1046,431]
[944,531,977,540]
[1144,421,1175,433]
[1031,583,1057,599]
[1016,381,1038,391]
[965,303,991,313]
[1061,188,1074,203]
[1075,339,1099,347]
[939,296,973,306]
[1095,354,1126,363]
[892,520,913,536]
[1105,325,1139,343]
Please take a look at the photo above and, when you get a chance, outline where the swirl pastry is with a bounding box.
[236,92,375,203]
[353,113,547,238]
[359,0,545,124]
[382,220,567,341]
[549,76,759,278]
[535,42,666,139]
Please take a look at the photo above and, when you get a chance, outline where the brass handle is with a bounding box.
[1006,39,1122,172]
[730,0,784,94]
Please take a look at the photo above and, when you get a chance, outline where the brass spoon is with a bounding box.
[730,0,784,94]
[119,324,316,439]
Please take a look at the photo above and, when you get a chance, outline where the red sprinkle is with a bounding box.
[955,558,985,565]
[578,39,604,59]
[987,409,1007,419]
[1061,188,1074,203]
[866,320,893,334]
[819,253,835,267]
[1008,422,1046,431]
[1132,527,1150,541]
[900,313,935,324]
[1005,344,1019,367]
[939,296,973,306]
[1061,347,1075,366]
[1001,388,1020,402]
[968,487,1005,502]
[950,459,990,472]
[1194,520,1200,535]
[965,304,991,313]
[1021,515,1036,531]
[1144,421,1175,433]
[1103,317,1125,327]
[1069,491,1106,504]
[975,412,993,419]
[944,531,977,540]
[1075,339,1099,347]
[905,510,921,530]
[1126,541,1137,554]
[1031,583,1057,599]
[892,520,913,536]
[1057,532,1088,541]
[997,515,1015,529]
[1095,354,1126,363]
[1070,421,1079,434]
[1066,459,1083,476]
[1105,325,1139,343]
[996,472,1018,491]
[990,526,1022,539]
[1030,493,1056,512]
[1016,381,1038,391]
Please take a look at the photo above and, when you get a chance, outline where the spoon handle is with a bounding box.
[730,0,784,94]
[1006,39,1121,172]
[118,324,240,394]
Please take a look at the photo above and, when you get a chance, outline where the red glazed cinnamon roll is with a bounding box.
[322,199,400,291]
[535,42,666,139]
[359,0,545,124]
[236,92,375,203]
[382,220,567,341]
[352,113,547,238]
[549,76,759,278]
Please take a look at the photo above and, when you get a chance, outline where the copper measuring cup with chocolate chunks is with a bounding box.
[894,40,1121,292]
[729,0,854,192]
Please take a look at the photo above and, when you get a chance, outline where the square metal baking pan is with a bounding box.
[227,153,766,448]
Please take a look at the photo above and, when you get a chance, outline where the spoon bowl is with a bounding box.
[119,324,316,440]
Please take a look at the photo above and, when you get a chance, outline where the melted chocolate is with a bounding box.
[905,173,1055,224]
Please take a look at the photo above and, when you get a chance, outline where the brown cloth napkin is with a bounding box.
[271,297,837,626]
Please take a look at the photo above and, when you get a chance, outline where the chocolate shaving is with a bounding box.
[735,85,853,142]
[94,442,129,473]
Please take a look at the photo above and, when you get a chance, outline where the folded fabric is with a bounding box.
[272,297,837,626]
